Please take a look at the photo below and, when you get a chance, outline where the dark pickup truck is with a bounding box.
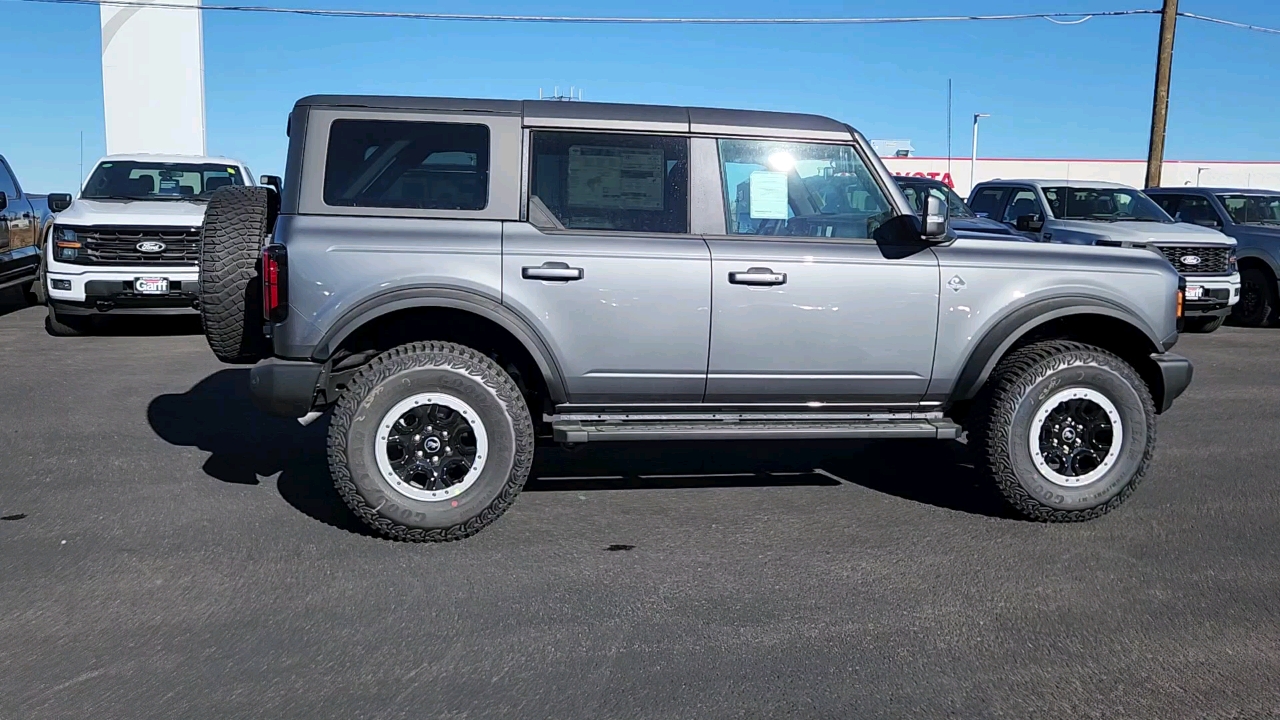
[0,155,71,298]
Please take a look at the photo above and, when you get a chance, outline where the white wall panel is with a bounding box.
[101,0,206,156]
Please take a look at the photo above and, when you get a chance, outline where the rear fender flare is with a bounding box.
[313,286,568,403]
[951,297,1164,403]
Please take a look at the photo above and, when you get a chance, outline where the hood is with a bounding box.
[1052,218,1235,246]
[55,198,209,228]
[952,216,1013,234]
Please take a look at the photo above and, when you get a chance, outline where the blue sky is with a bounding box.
[3,0,1279,192]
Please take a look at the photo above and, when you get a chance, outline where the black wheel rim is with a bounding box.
[1036,398,1116,479]
[383,403,480,493]
[1236,278,1265,323]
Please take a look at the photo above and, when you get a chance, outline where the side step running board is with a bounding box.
[552,418,962,443]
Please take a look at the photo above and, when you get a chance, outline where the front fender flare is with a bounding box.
[312,286,568,403]
[950,296,1166,403]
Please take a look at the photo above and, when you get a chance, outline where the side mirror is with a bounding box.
[0,191,7,211]
[922,193,949,239]
[47,193,73,213]
[260,175,282,193]
[1016,214,1044,232]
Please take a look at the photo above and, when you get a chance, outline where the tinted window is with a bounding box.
[324,120,489,210]
[529,132,688,233]
[1217,194,1280,225]
[1170,195,1222,227]
[1002,189,1042,223]
[719,139,892,239]
[896,179,974,218]
[0,161,17,197]
[1150,194,1181,217]
[968,187,1009,217]
[1042,186,1170,222]
[81,161,246,201]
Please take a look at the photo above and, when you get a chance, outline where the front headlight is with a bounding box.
[1228,250,1238,274]
[53,226,81,262]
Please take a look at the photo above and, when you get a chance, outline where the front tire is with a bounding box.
[970,340,1156,522]
[1184,314,1225,333]
[1232,267,1277,328]
[45,306,87,337]
[327,341,535,542]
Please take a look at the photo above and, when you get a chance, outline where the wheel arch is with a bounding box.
[1236,251,1279,281]
[951,297,1170,411]
[313,286,568,405]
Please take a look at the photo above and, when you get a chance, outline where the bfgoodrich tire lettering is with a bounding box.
[327,341,534,542]
[970,340,1156,522]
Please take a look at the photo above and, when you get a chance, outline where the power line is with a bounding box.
[10,0,1280,35]
[6,0,1157,25]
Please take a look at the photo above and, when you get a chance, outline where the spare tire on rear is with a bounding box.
[199,185,277,364]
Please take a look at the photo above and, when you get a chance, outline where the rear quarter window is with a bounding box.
[323,119,490,210]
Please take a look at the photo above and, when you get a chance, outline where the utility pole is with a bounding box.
[971,113,989,193]
[947,79,953,180]
[1145,0,1179,189]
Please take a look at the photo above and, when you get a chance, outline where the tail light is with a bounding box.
[262,244,288,322]
[1176,275,1186,330]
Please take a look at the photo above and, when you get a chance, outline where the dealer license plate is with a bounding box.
[134,277,170,295]
[1185,285,1204,300]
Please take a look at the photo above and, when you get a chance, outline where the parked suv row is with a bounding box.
[189,96,1195,542]
[969,180,1240,333]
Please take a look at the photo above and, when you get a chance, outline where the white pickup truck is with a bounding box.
[43,154,258,335]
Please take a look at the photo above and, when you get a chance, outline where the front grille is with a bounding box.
[69,226,201,265]
[1157,245,1231,274]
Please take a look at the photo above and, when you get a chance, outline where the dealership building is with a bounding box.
[879,154,1280,199]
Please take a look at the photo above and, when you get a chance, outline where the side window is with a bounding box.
[1172,195,1222,227]
[718,138,892,240]
[323,119,489,210]
[968,187,1008,218]
[0,162,18,198]
[1002,188,1043,223]
[529,131,688,234]
[1151,194,1180,217]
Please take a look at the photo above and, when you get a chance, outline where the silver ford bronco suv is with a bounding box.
[197,95,1193,542]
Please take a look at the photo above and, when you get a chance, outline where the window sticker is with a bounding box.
[567,146,665,210]
[748,171,789,219]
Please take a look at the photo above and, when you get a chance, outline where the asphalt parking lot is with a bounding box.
[2,292,1279,720]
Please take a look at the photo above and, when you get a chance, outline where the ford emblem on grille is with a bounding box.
[1180,255,1202,266]
[137,241,167,253]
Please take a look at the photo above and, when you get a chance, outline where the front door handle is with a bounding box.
[729,267,787,287]
[522,262,584,282]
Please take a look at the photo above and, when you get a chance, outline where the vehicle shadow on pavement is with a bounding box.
[529,439,1016,519]
[146,368,377,537]
[147,368,1016,531]
[74,314,204,337]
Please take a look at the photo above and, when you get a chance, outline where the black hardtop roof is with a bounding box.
[294,95,853,137]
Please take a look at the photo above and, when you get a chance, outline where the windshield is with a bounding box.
[1042,186,1171,223]
[1217,194,1280,225]
[82,161,245,201]
[895,180,975,218]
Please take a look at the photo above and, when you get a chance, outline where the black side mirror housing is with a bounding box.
[1016,214,1045,232]
[260,175,282,193]
[921,193,949,239]
[0,191,7,211]
[47,193,73,213]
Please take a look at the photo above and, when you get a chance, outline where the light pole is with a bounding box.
[1196,167,1209,186]
[970,113,990,193]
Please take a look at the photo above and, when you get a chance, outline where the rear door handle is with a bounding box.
[522,262,584,282]
[729,267,787,286]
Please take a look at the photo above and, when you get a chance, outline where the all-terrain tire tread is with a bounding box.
[199,185,271,363]
[326,341,535,542]
[969,340,1156,523]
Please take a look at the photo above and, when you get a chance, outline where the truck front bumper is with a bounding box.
[46,256,200,315]
[1182,273,1241,318]
[1152,352,1194,414]
[250,358,325,417]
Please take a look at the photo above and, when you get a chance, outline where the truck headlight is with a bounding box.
[53,227,81,261]
[1228,251,1238,274]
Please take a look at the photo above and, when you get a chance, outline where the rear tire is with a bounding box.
[328,341,535,542]
[1232,267,1277,328]
[199,185,275,364]
[970,340,1156,522]
[45,306,86,336]
[1184,315,1225,333]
